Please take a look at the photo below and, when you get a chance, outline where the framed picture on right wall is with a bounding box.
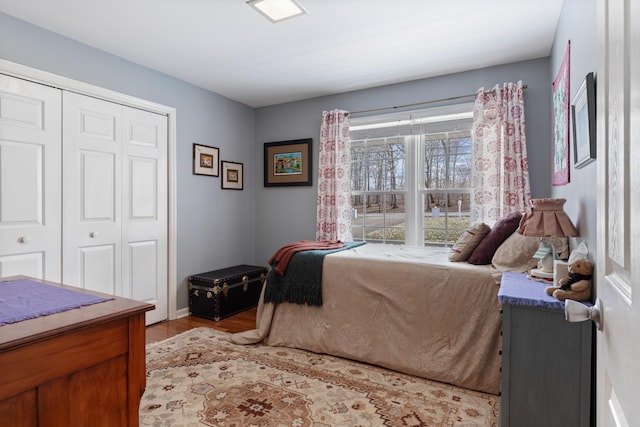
[552,41,570,185]
[571,72,596,168]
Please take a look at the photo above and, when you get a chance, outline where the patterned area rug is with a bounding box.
[140,327,499,426]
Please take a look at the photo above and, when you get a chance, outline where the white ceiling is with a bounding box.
[0,0,564,108]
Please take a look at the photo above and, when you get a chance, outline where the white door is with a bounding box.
[62,91,123,295]
[62,91,168,324]
[0,74,61,281]
[596,0,640,425]
[122,105,168,325]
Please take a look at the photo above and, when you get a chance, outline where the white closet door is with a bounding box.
[0,74,61,281]
[62,91,122,295]
[122,105,168,325]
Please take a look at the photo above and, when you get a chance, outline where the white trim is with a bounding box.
[175,307,190,319]
[404,135,421,246]
[0,59,169,114]
[167,111,178,320]
[0,58,178,321]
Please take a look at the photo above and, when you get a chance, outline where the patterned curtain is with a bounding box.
[471,81,531,225]
[316,109,352,241]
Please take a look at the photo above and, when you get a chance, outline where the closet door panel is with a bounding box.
[81,151,116,220]
[0,74,61,281]
[1,143,41,222]
[0,253,42,279]
[63,92,122,293]
[78,245,116,294]
[129,157,156,218]
[122,106,167,324]
[128,240,157,301]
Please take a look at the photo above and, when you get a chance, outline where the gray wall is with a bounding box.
[254,59,553,265]
[254,0,598,268]
[550,0,597,262]
[0,12,257,311]
[1,1,597,311]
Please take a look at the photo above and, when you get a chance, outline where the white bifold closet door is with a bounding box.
[0,74,62,281]
[62,91,167,325]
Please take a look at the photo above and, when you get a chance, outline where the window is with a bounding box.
[350,103,474,246]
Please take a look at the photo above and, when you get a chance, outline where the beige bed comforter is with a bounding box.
[232,244,502,395]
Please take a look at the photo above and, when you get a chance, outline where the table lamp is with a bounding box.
[517,198,578,277]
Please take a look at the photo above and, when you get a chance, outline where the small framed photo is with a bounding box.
[221,161,243,190]
[571,72,596,168]
[264,138,312,187]
[193,143,219,177]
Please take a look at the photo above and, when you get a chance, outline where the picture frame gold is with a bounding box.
[193,143,219,177]
[264,138,312,187]
[221,161,243,190]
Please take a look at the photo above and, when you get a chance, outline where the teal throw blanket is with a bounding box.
[264,241,366,306]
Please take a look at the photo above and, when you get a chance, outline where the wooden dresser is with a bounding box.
[0,276,154,427]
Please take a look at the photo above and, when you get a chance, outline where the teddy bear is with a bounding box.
[545,258,593,302]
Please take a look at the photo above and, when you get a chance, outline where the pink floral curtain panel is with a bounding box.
[316,109,352,241]
[471,81,531,224]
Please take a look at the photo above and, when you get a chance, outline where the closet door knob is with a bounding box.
[19,236,31,243]
[89,231,99,238]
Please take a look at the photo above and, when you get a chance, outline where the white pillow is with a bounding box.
[491,231,540,272]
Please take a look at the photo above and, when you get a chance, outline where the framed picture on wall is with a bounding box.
[264,138,312,187]
[221,161,243,190]
[571,72,596,168]
[552,41,571,186]
[193,143,219,177]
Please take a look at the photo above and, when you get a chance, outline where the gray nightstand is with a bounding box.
[498,272,593,427]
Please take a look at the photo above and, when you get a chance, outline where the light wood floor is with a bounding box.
[145,307,258,345]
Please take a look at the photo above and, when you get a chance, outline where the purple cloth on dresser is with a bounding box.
[0,278,110,326]
[498,271,566,311]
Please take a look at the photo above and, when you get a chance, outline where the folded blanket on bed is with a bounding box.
[268,239,345,275]
[264,241,366,306]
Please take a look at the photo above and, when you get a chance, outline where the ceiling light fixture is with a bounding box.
[247,0,307,23]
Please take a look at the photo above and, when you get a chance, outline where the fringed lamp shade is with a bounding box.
[518,198,578,237]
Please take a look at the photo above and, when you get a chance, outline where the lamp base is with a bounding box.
[538,252,556,274]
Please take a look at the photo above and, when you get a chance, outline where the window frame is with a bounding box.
[349,102,474,246]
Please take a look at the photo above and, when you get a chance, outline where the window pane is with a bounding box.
[350,137,405,192]
[422,192,471,247]
[351,193,405,243]
[423,135,471,190]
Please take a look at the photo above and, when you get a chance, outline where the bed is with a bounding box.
[232,243,505,395]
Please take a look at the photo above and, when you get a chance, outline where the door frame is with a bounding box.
[0,58,178,321]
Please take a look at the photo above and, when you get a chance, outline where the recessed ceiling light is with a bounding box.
[247,0,307,23]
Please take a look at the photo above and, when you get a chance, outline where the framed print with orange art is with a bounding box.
[264,138,312,187]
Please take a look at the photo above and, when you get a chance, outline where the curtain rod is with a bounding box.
[347,84,527,116]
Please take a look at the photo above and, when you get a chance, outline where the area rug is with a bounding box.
[140,327,499,426]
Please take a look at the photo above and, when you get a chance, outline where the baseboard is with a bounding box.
[175,307,190,319]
